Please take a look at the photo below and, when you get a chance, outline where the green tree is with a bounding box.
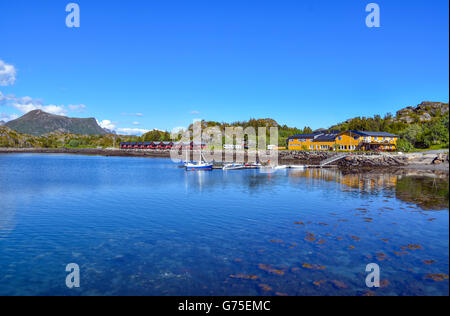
[397,138,414,152]
[303,126,313,134]
[400,124,423,147]
[428,114,449,146]
[143,130,162,141]
[68,139,80,148]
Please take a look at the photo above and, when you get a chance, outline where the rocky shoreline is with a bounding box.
[1,147,448,172]
[279,150,449,171]
[339,152,449,171]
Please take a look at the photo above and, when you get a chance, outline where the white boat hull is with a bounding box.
[185,163,213,171]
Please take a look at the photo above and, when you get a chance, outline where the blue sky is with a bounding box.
[0,0,448,134]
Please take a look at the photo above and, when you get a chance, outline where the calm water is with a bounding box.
[0,154,448,296]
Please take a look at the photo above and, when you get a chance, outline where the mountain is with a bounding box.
[0,120,5,126]
[331,101,449,132]
[0,125,122,148]
[5,110,109,136]
[328,101,449,150]
[396,102,449,124]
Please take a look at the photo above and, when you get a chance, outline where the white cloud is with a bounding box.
[116,128,150,135]
[39,105,67,116]
[7,95,67,116]
[132,121,140,125]
[68,104,87,112]
[0,60,17,86]
[121,112,144,117]
[190,110,200,115]
[0,92,89,117]
[97,119,150,135]
[97,120,116,131]
[0,60,87,118]
[0,112,19,122]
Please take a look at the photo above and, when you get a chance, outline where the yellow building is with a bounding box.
[288,130,398,152]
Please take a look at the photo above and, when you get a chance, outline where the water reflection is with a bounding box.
[0,155,448,296]
[288,168,398,192]
[0,193,16,240]
[184,167,449,211]
[396,175,449,210]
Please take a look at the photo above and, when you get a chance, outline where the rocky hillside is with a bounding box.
[0,125,138,149]
[396,102,449,124]
[5,110,108,136]
[0,120,5,126]
[0,126,40,148]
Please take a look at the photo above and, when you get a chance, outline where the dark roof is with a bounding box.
[289,132,322,139]
[328,130,341,134]
[314,133,339,142]
[288,130,398,142]
[289,130,340,142]
[349,131,399,137]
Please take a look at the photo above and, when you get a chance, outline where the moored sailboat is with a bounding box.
[185,151,213,171]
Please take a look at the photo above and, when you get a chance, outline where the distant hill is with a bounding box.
[0,125,123,148]
[5,110,108,136]
[396,102,449,124]
[330,101,449,132]
[329,101,449,150]
[0,120,5,126]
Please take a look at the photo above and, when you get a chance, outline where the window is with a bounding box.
[353,136,359,140]
[338,136,343,141]
[310,145,314,150]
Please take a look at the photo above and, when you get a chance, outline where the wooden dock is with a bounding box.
[210,163,338,170]
[303,165,338,169]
